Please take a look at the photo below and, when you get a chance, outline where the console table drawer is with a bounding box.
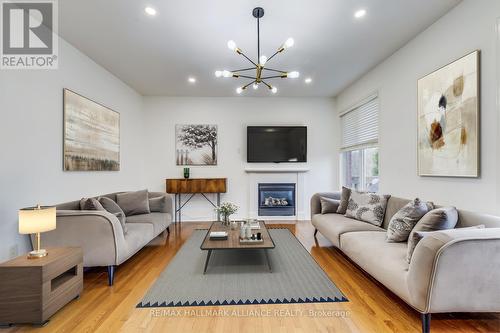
[166,178,227,193]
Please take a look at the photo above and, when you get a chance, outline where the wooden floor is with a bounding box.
[7,221,500,333]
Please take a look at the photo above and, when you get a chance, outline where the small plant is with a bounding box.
[215,202,239,224]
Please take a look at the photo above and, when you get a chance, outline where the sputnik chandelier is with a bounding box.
[215,7,299,94]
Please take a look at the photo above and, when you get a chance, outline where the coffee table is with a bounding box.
[200,221,275,274]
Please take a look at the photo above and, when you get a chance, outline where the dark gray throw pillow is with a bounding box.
[80,197,105,211]
[99,197,127,234]
[149,196,167,213]
[336,187,351,214]
[406,206,458,263]
[116,189,151,216]
[320,197,340,214]
[386,198,433,242]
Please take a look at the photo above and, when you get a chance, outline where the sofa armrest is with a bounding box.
[148,192,174,214]
[407,228,500,313]
[35,210,127,267]
[310,192,340,220]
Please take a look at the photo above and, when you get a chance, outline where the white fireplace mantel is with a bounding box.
[244,166,310,173]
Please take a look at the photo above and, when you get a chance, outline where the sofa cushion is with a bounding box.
[336,187,351,214]
[407,207,458,263]
[345,191,390,227]
[340,231,411,303]
[126,212,169,235]
[119,223,155,265]
[99,197,127,234]
[116,189,151,216]
[312,213,384,247]
[320,197,340,214]
[386,198,433,242]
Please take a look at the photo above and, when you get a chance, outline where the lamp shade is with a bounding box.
[19,206,56,234]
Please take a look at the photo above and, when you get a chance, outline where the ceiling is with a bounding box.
[59,0,460,97]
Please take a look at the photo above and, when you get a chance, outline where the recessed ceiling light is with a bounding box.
[188,77,196,83]
[305,78,312,84]
[354,9,366,19]
[145,7,157,16]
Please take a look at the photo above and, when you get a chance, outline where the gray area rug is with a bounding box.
[137,229,347,307]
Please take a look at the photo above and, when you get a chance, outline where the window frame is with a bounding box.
[340,145,379,192]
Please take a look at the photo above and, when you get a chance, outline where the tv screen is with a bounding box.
[247,126,307,163]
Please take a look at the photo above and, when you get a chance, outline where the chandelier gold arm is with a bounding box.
[261,80,273,90]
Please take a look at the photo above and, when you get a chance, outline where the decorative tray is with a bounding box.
[239,238,264,244]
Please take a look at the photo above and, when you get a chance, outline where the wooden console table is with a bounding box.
[0,247,83,326]
[166,178,227,223]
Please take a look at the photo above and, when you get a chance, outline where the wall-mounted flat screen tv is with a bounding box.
[247,126,307,163]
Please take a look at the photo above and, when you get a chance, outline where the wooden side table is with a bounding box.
[0,247,83,326]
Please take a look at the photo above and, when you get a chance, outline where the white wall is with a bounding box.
[335,0,500,215]
[143,97,339,221]
[0,39,146,261]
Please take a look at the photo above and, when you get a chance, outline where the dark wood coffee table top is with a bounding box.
[200,221,275,250]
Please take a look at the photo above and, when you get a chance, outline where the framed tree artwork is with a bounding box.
[417,50,480,177]
[175,124,218,165]
[63,89,120,171]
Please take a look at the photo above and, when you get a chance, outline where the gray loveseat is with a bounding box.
[311,192,500,333]
[36,191,173,286]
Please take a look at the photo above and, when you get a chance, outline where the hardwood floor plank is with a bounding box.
[4,221,499,333]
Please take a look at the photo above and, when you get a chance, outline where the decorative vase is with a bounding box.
[222,214,231,226]
[183,167,190,179]
[239,223,246,239]
[245,223,252,239]
[230,220,238,230]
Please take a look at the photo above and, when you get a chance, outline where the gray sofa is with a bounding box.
[36,191,173,286]
[311,192,500,333]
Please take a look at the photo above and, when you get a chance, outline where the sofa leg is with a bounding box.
[314,229,318,237]
[107,265,115,286]
[167,226,170,234]
[421,313,431,333]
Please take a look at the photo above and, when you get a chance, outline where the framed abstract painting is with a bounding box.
[63,89,120,171]
[417,50,480,177]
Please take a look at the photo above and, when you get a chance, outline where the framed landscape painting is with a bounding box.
[417,50,480,177]
[175,124,218,165]
[63,89,120,171]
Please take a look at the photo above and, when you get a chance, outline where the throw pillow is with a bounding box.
[408,225,485,264]
[406,206,459,263]
[116,189,151,216]
[386,198,434,242]
[79,197,105,211]
[336,187,352,214]
[149,196,167,213]
[320,197,341,214]
[99,197,127,234]
[345,191,390,226]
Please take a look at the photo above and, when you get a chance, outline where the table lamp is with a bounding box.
[19,205,56,258]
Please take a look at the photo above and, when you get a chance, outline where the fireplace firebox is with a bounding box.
[258,183,296,216]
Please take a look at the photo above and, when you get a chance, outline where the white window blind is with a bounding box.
[340,96,378,150]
